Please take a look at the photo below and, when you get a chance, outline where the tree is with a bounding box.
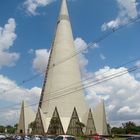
[111,127,125,134]
[29,121,37,134]
[6,125,16,134]
[76,122,85,128]
[76,122,85,130]
[29,121,37,129]
[111,121,140,135]
[107,123,111,135]
[14,124,18,133]
[75,122,85,136]
[0,125,5,133]
[14,124,18,129]
[122,121,136,134]
[50,117,60,135]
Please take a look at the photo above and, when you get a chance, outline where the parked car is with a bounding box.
[0,134,6,140]
[84,135,108,140]
[31,135,42,140]
[15,135,23,140]
[54,135,76,140]
[24,135,31,140]
[126,136,140,140]
[42,135,55,140]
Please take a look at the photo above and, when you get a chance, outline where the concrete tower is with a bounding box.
[17,101,35,135]
[38,0,88,134]
[93,100,109,135]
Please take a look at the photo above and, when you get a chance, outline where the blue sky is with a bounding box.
[0,0,140,126]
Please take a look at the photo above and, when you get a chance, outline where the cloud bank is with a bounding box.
[102,0,139,31]
[74,37,140,126]
[23,0,56,15]
[32,49,50,73]
[0,18,20,68]
[0,74,41,125]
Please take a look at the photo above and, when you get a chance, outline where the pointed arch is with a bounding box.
[47,107,64,135]
[85,109,96,135]
[67,107,83,135]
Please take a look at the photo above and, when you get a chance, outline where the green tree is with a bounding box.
[75,122,85,136]
[6,125,16,134]
[29,121,37,135]
[29,121,37,129]
[14,124,18,129]
[111,127,125,134]
[107,123,111,135]
[122,121,136,134]
[111,121,140,135]
[76,122,85,129]
[50,117,60,135]
[0,125,5,133]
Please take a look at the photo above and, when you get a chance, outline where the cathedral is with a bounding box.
[17,0,108,136]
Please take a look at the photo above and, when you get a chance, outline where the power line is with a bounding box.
[0,16,139,111]
[17,66,140,105]
[0,65,139,112]
[52,16,140,67]
[40,66,138,98]
[40,57,140,97]
[1,16,140,96]
[27,15,140,107]
[0,58,139,111]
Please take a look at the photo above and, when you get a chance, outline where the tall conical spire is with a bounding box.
[17,101,35,135]
[93,100,108,135]
[60,0,69,18]
[38,0,88,134]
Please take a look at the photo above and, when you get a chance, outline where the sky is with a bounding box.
[0,0,140,127]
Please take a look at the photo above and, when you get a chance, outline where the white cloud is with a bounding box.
[90,43,99,49]
[0,51,19,68]
[135,73,140,79]
[85,66,140,125]
[23,0,56,15]
[32,49,50,73]
[0,74,41,125]
[102,0,139,31]
[136,60,140,67]
[108,104,115,112]
[28,48,34,54]
[1,110,19,126]
[73,38,140,126]
[100,53,106,60]
[0,75,41,103]
[74,37,88,52]
[134,61,140,79]
[74,37,94,78]
[117,106,134,114]
[0,18,20,68]
[74,38,88,68]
